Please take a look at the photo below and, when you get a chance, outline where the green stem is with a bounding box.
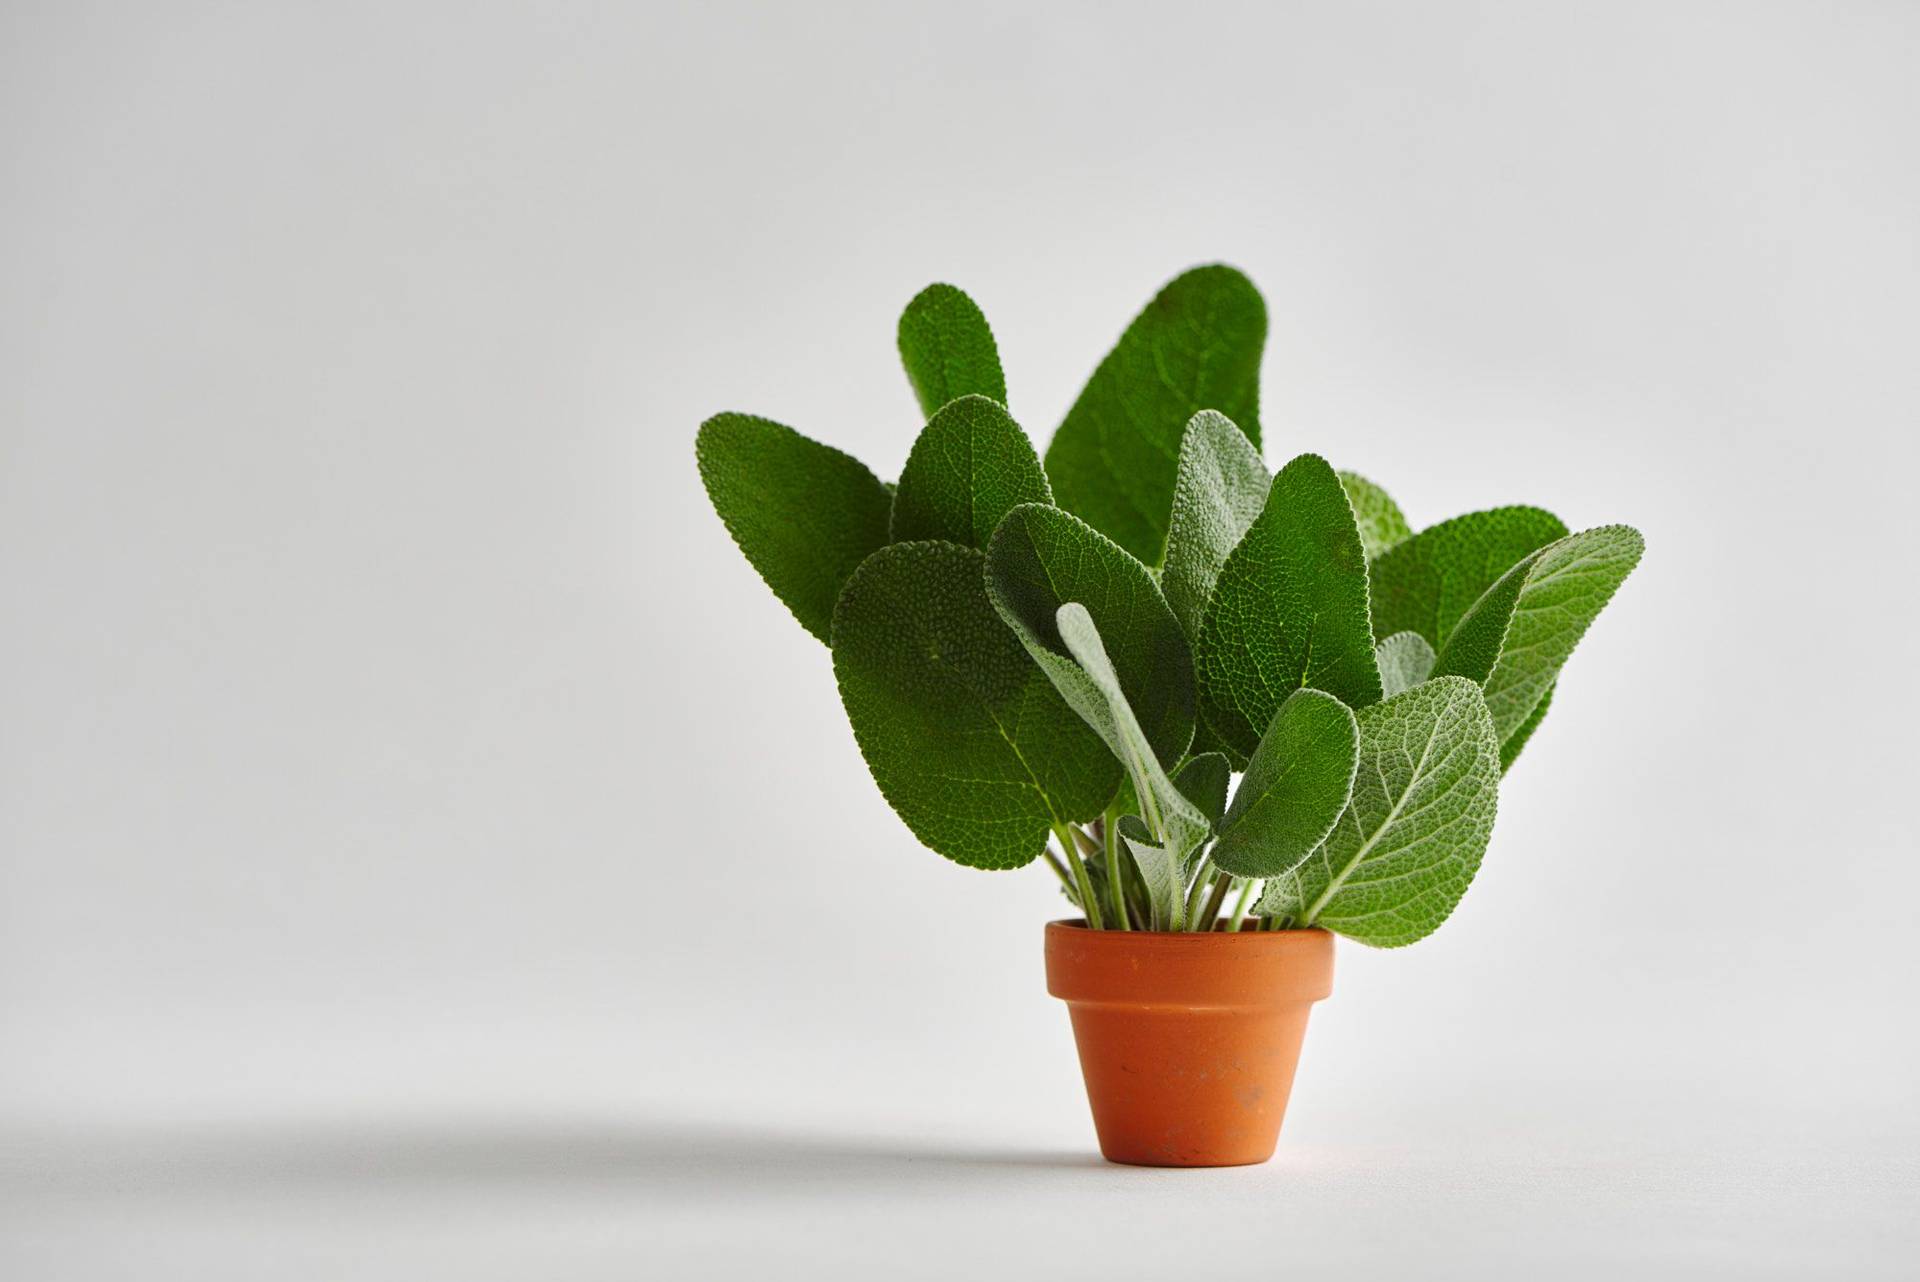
[1119,744,1165,841]
[1226,877,1262,932]
[1054,826,1104,930]
[1068,823,1103,864]
[1069,822,1130,934]
[1196,871,1234,931]
[1182,858,1216,930]
[1101,807,1130,931]
[1040,844,1077,899]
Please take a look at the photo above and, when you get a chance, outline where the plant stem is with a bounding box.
[1226,877,1262,931]
[1039,845,1078,899]
[1054,825,1104,930]
[1068,822,1130,933]
[1123,860,1148,930]
[1068,824,1103,863]
[1182,858,1216,930]
[1197,870,1235,931]
[1101,806,1130,930]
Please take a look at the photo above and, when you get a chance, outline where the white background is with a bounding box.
[3,2,1916,1277]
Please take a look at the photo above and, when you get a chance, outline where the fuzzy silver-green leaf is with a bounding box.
[1051,604,1211,929]
[1375,631,1437,699]
[1435,525,1644,747]
[1501,680,1555,772]
[1264,676,1500,947]
[1162,410,1270,640]
[1338,470,1412,560]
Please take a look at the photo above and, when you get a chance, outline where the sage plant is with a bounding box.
[698,267,1641,943]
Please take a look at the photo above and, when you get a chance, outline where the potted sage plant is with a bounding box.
[696,266,1643,1166]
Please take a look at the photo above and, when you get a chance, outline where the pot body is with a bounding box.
[1045,920,1334,1167]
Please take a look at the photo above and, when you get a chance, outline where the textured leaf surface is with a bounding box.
[1050,605,1211,929]
[831,542,1115,869]
[1113,750,1231,838]
[1197,453,1382,756]
[1044,266,1267,565]
[1117,816,1188,933]
[1162,411,1271,641]
[1501,680,1554,772]
[1368,506,1567,651]
[1189,714,1247,771]
[1375,631,1436,699]
[897,283,1006,417]
[1211,690,1359,878]
[985,503,1195,770]
[1262,676,1500,947]
[696,413,892,643]
[1436,525,1644,746]
[890,395,1051,548]
[1339,471,1412,560]
[1173,753,1232,831]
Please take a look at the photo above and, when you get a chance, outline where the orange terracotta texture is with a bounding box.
[1045,920,1335,1167]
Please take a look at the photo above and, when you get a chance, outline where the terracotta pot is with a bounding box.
[1045,919,1334,1167]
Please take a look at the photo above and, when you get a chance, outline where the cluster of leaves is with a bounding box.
[697,267,1643,946]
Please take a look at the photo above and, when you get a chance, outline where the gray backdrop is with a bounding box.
[3,2,1915,1278]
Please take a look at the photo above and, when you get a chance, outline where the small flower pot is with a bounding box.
[1045,919,1335,1167]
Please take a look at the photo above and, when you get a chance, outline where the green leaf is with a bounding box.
[696,413,892,643]
[1262,676,1500,948]
[1368,506,1568,652]
[1197,452,1382,756]
[897,283,1006,418]
[1117,816,1188,933]
[1044,265,1267,565]
[1210,690,1360,879]
[1162,411,1270,641]
[1338,471,1412,560]
[1112,749,1231,840]
[831,542,1116,869]
[1189,716,1248,771]
[890,395,1051,548]
[1375,631,1436,699]
[1435,525,1644,746]
[1047,605,1210,931]
[984,503,1196,770]
[1173,753,1232,831]
[1501,680,1554,772]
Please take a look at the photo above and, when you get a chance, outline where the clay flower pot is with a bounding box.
[1045,919,1335,1167]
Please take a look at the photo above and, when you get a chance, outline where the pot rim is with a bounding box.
[1045,918,1332,941]
[1045,918,1335,1006]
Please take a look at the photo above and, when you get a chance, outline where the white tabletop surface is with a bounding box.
[6,3,1919,1278]
[5,1037,1914,1280]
